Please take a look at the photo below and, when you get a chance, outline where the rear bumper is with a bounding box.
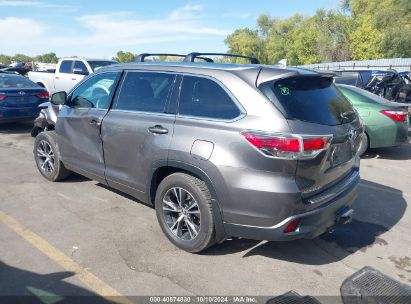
[0,106,40,122]
[223,174,359,241]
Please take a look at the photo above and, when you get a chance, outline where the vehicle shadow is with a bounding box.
[96,183,153,207]
[60,172,90,183]
[0,261,118,303]
[204,179,406,265]
[0,122,33,134]
[362,140,411,160]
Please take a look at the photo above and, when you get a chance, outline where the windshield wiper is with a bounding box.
[340,110,356,121]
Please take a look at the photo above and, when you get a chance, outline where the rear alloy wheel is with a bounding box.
[162,187,201,240]
[155,173,216,252]
[34,131,71,182]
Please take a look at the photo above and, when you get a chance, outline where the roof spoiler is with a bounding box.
[135,53,214,63]
[256,68,334,87]
[184,52,260,64]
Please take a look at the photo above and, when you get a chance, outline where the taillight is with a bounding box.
[242,131,332,159]
[283,218,301,233]
[303,137,331,151]
[380,110,407,122]
[0,95,6,101]
[242,133,300,152]
[36,91,50,99]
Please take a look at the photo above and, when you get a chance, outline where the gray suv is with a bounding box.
[34,53,362,252]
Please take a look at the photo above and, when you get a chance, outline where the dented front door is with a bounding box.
[56,71,121,183]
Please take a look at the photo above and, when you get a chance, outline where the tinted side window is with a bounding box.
[59,60,73,74]
[114,71,174,113]
[73,61,88,73]
[69,72,119,109]
[178,76,241,120]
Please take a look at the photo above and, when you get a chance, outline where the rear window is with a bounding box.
[88,61,117,72]
[0,75,38,88]
[263,76,355,126]
[334,72,361,87]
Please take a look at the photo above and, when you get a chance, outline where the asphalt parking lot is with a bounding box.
[0,122,410,302]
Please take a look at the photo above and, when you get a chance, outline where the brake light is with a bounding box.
[380,110,407,122]
[242,131,332,159]
[0,95,6,101]
[36,91,50,99]
[283,218,301,233]
[303,137,331,151]
[242,133,300,152]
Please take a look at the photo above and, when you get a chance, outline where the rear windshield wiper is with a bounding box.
[340,110,356,122]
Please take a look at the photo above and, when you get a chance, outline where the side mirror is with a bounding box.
[73,68,89,76]
[50,91,67,105]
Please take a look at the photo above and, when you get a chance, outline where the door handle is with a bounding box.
[71,78,76,81]
[89,119,101,127]
[148,125,168,134]
[55,76,60,79]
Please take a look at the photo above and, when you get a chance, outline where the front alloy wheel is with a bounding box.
[34,131,71,182]
[36,140,55,174]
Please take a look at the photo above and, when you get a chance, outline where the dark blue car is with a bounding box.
[0,73,49,123]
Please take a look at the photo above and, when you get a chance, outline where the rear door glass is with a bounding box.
[265,76,354,126]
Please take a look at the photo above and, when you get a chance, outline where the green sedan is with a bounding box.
[337,84,409,155]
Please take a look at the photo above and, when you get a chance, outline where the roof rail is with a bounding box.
[135,53,185,62]
[184,52,260,64]
[135,53,213,62]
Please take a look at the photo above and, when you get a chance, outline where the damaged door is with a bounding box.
[56,71,121,183]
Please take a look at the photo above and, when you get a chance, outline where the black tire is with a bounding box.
[155,173,216,253]
[358,133,369,157]
[34,131,71,182]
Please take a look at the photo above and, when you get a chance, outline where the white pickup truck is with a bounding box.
[28,58,117,94]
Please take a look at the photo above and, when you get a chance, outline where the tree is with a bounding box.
[113,51,135,62]
[312,9,352,62]
[265,14,304,64]
[225,28,267,63]
[347,0,411,59]
[286,17,322,65]
[225,0,411,65]
[11,54,32,63]
[349,14,383,60]
[35,53,59,63]
[0,54,12,65]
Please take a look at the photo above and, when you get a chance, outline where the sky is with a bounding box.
[0,0,340,59]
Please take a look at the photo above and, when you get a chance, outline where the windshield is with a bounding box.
[87,60,117,72]
[261,76,355,126]
[0,75,39,89]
